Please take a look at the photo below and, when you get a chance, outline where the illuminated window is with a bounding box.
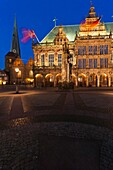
[89,59,93,68]
[100,46,104,55]
[105,58,108,68]
[29,70,33,77]
[83,59,86,68]
[89,46,93,55]
[78,46,86,55]
[78,59,82,68]
[48,54,54,66]
[104,45,108,54]
[9,58,12,63]
[18,70,21,78]
[89,59,97,68]
[100,58,108,68]
[58,54,62,66]
[89,46,97,55]
[94,46,97,55]
[41,54,45,66]
[78,59,86,68]
[100,45,108,55]
[94,59,97,68]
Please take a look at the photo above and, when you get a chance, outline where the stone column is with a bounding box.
[86,76,89,87]
[75,75,78,87]
[43,76,45,87]
[108,76,111,87]
[76,78,78,87]
[62,52,67,82]
[54,75,56,87]
[97,76,100,87]
[33,73,36,87]
[67,62,70,83]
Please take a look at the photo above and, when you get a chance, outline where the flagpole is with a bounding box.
[53,17,57,27]
[34,33,40,43]
[21,28,40,43]
[35,35,40,43]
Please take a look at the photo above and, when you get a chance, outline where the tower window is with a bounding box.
[9,59,12,63]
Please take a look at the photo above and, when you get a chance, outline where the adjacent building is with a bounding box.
[0,70,8,85]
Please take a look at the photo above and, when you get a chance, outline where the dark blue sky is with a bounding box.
[0,0,113,69]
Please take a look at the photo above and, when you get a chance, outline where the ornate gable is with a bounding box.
[54,26,69,45]
[26,57,34,67]
[13,56,24,66]
[79,6,107,37]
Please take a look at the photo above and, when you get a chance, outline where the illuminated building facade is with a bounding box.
[32,5,113,87]
[0,70,8,85]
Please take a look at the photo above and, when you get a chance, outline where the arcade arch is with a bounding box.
[89,73,97,87]
[78,73,86,87]
[100,73,108,87]
[45,73,54,87]
[35,74,43,87]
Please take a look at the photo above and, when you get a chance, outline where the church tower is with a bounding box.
[5,17,21,84]
[10,16,21,57]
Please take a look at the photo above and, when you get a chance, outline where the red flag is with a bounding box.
[21,28,36,43]
[90,17,101,29]
[80,17,101,31]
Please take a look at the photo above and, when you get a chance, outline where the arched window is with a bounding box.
[29,70,33,77]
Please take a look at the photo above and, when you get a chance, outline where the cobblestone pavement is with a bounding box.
[0,88,113,169]
[0,88,113,123]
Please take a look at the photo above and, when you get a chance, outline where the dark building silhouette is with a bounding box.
[5,17,21,84]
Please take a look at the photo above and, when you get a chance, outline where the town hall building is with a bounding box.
[5,5,113,88]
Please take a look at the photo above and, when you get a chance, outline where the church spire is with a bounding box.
[88,5,97,18]
[90,0,93,6]
[11,16,21,57]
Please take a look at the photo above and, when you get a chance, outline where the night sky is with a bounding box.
[0,0,113,69]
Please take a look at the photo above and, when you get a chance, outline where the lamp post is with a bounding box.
[15,68,19,94]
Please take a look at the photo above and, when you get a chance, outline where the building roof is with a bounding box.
[40,22,113,44]
[5,51,19,57]
[41,25,79,43]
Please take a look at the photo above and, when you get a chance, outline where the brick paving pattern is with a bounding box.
[0,87,113,169]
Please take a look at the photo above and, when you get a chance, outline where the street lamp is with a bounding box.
[15,68,19,94]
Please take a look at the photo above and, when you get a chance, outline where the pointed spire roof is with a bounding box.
[88,5,97,18]
[11,16,21,57]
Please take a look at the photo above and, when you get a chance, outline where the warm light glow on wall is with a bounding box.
[35,74,43,78]
[26,78,34,82]
[29,70,33,77]
[0,80,6,85]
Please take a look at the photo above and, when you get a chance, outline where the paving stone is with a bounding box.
[0,88,113,169]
